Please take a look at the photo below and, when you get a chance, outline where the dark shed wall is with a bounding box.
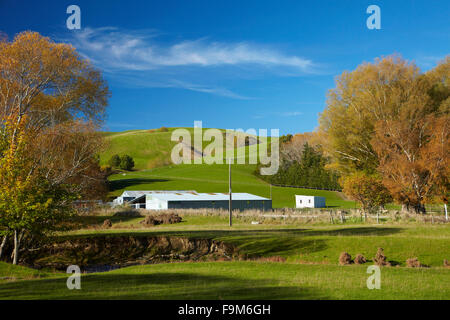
[167,200,272,211]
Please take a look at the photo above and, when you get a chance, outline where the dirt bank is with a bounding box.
[19,236,239,271]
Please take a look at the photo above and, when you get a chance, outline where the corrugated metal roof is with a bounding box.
[121,190,196,198]
[149,192,270,201]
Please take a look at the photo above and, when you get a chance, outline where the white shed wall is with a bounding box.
[295,195,326,208]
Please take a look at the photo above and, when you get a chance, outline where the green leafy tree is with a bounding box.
[119,155,135,171]
[0,116,73,264]
[108,154,121,168]
[341,172,392,220]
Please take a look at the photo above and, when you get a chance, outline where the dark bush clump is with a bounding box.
[119,155,135,171]
[354,254,367,264]
[406,258,422,268]
[373,248,391,266]
[141,213,182,226]
[102,219,112,228]
[339,252,352,265]
[108,154,121,168]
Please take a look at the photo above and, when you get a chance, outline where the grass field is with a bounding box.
[1,261,449,300]
[101,128,355,209]
[68,217,450,268]
[108,164,354,208]
[1,129,445,300]
[1,220,449,300]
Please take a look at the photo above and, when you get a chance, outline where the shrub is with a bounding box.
[102,219,112,228]
[140,213,182,226]
[339,252,352,265]
[341,173,392,218]
[119,154,135,171]
[159,126,169,132]
[354,254,367,264]
[108,154,121,168]
[406,258,422,268]
[141,216,159,226]
[443,259,449,268]
[373,248,391,266]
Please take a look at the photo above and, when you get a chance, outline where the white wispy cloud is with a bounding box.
[252,110,303,119]
[279,111,303,117]
[63,27,315,99]
[68,27,314,71]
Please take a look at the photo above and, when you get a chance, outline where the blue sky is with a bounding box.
[1,0,449,134]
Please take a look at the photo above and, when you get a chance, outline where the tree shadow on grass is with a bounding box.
[108,178,170,193]
[0,271,327,300]
[105,226,403,240]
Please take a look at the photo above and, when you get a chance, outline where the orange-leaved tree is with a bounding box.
[0,31,110,263]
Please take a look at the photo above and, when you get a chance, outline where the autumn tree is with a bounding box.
[0,31,110,263]
[341,172,392,219]
[318,55,449,213]
[373,114,449,213]
[318,56,422,175]
[0,116,74,263]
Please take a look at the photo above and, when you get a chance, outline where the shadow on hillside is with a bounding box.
[0,271,327,300]
[108,178,170,192]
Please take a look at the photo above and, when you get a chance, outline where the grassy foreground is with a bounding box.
[1,222,449,300]
[1,261,449,300]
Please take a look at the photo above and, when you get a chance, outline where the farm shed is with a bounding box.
[295,195,326,208]
[112,190,196,206]
[128,191,272,211]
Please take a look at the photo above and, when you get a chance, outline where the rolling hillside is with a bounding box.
[101,128,354,208]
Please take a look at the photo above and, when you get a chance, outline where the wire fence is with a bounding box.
[270,183,342,192]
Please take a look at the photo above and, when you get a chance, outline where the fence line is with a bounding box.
[270,183,342,192]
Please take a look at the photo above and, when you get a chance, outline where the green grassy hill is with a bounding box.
[100,129,178,170]
[101,128,354,208]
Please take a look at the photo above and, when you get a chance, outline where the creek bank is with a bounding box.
[19,235,239,271]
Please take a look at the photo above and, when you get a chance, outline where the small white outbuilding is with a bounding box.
[295,195,326,208]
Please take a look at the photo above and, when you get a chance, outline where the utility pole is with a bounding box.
[445,203,448,221]
[229,159,232,227]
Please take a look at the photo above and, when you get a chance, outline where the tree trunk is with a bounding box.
[401,203,410,213]
[413,203,426,214]
[0,235,7,259]
[12,230,20,265]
